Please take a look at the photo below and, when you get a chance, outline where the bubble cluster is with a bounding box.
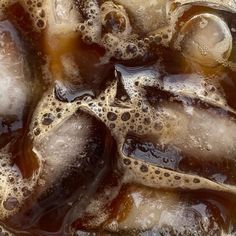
[0,146,41,219]
[78,0,101,44]
[0,0,46,30]
[100,1,131,36]
[77,0,150,60]
[30,85,78,140]
[102,33,149,60]
[77,64,236,195]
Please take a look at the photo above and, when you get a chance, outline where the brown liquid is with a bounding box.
[0,1,236,235]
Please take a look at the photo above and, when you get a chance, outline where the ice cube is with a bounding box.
[23,88,113,226]
[45,0,81,35]
[44,0,81,81]
[33,113,98,190]
[159,102,236,161]
[73,185,230,235]
[0,21,30,117]
[115,0,169,34]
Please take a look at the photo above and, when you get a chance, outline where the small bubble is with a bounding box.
[39,9,45,18]
[34,128,41,136]
[123,158,131,165]
[121,112,131,121]
[193,178,200,184]
[3,197,19,211]
[107,112,117,121]
[42,113,55,125]
[36,19,45,28]
[8,176,15,183]
[164,173,170,177]
[140,165,148,173]
[174,176,181,180]
[143,117,151,125]
[104,11,127,34]
[126,44,137,54]
[109,123,116,129]
[163,157,169,164]
[22,187,31,197]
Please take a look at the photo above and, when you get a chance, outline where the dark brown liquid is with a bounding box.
[0,2,236,235]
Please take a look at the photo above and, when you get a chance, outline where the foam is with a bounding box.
[78,0,102,44]
[78,0,150,60]
[0,0,79,32]
[0,144,41,220]
[30,86,78,139]
[77,0,236,64]
[77,0,190,60]
[101,33,148,60]
[114,0,175,45]
[0,1,45,30]
[100,1,132,37]
[76,64,236,195]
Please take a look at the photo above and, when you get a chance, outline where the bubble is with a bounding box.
[121,112,131,121]
[3,197,19,211]
[174,175,181,180]
[140,164,148,173]
[103,11,127,34]
[177,13,232,67]
[123,158,131,165]
[41,113,55,125]
[101,1,132,35]
[164,172,170,177]
[34,128,41,136]
[107,112,117,121]
[193,178,200,184]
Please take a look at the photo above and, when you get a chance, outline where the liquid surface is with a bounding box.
[0,0,236,235]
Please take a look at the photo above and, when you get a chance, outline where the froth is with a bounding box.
[30,85,78,140]
[0,145,41,219]
[0,0,46,30]
[76,64,236,195]
[78,0,101,44]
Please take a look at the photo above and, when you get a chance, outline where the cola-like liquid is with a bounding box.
[0,1,236,235]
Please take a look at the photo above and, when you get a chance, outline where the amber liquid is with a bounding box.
[1,2,236,235]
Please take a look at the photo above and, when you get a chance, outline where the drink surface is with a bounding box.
[0,0,236,235]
